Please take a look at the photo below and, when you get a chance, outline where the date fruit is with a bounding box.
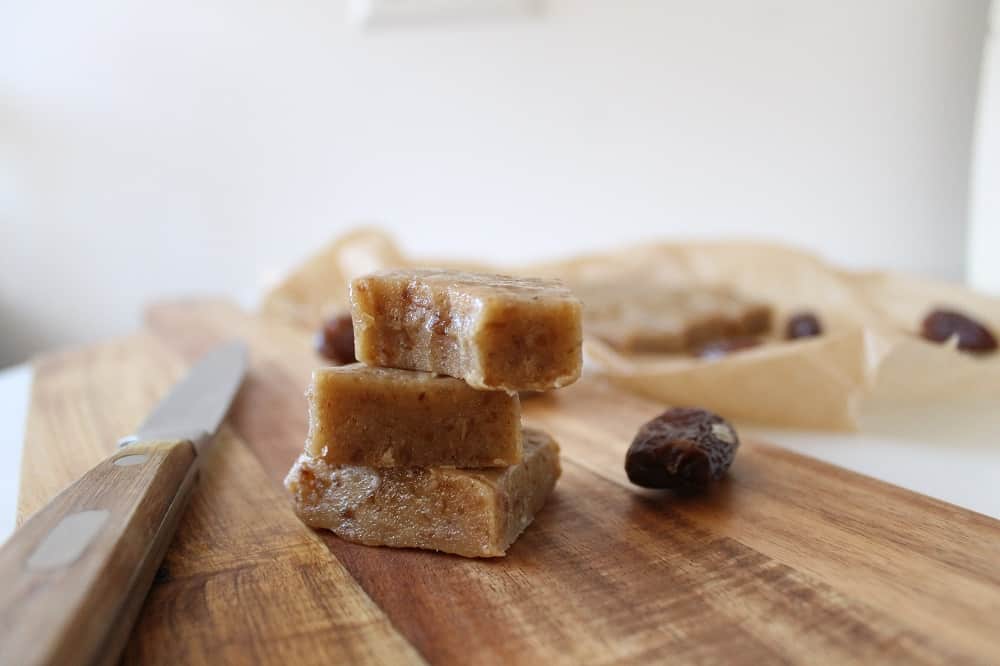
[625,407,739,491]
[921,308,997,354]
[694,337,761,360]
[315,314,357,364]
[786,311,822,339]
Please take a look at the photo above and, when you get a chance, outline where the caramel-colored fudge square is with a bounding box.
[285,428,561,558]
[577,284,773,353]
[307,364,521,467]
[351,269,583,392]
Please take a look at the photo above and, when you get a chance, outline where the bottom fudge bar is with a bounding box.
[285,428,561,558]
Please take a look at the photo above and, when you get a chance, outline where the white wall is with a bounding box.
[969,0,1000,292]
[0,0,990,365]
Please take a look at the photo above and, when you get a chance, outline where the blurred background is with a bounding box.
[2,0,998,367]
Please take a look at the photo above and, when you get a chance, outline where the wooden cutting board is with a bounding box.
[17,301,1000,665]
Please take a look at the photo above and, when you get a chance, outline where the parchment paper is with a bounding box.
[262,228,1000,431]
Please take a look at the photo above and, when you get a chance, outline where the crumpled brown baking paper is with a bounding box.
[262,228,1000,431]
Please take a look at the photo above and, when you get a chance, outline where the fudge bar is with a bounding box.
[307,364,522,467]
[350,269,583,392]
[576,283,772,353]
[285,428,561,558]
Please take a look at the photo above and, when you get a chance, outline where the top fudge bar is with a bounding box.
[351,269,584,392]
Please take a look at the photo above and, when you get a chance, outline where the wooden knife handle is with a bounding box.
[0,439,199,666]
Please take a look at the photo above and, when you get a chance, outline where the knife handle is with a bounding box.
[0,439,199,666]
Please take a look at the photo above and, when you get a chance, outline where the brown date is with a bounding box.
[315,314,357,364]
[786,311,822,339]
[921,308,997,354]
[625,407,739,491]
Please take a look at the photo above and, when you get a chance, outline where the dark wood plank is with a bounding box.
[142,301,1000,664]
[325,461,961,664]
[529,379,1000,657]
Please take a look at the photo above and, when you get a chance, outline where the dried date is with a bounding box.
[625,407,739,491]
[786,311,822,339]
[315,314,357,364]
[921,308,997,354]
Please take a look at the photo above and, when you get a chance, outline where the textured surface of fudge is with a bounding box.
[351,269,583,392]
[307,364,522,467]
[577,284,772,353]
[286,428,561,558]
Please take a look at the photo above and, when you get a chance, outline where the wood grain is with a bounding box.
[123,427,423,665]
[140,301,1000,665]
[16,334,423,665]
[530,380,1000,657]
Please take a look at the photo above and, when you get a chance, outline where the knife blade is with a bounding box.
[119,341,247,450]
[0,341,247,666]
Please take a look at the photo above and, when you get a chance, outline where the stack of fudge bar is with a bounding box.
[285,269,583,558]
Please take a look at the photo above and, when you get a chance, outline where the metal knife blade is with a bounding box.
[118,341,248,451]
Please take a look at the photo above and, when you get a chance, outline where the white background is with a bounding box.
[970,1,1000,292]
[0,0,993,366]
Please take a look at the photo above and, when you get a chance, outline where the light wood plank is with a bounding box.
[125,427,424,665]
[17,334,424,665]
[18,334,182,523]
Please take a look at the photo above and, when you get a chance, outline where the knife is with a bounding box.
[0,341,248,666]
